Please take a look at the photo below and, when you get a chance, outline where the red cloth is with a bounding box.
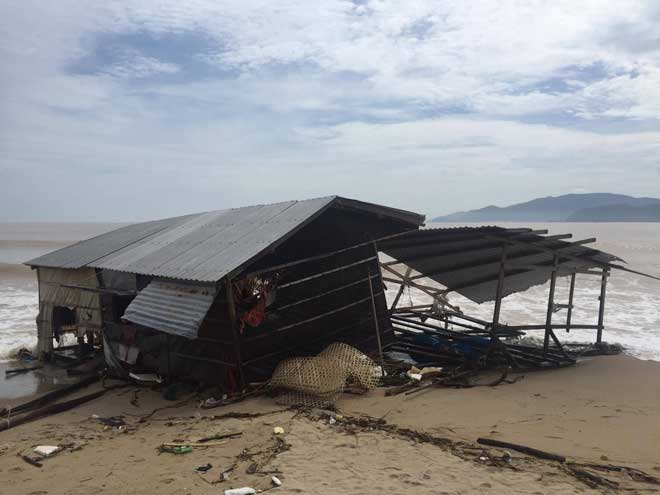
[241,297,266,327]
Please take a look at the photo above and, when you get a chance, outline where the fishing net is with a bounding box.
[270,342,380,408]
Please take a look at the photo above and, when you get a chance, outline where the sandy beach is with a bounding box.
[1,354,659,494]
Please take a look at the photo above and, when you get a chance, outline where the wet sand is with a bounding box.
[0,355,659,494]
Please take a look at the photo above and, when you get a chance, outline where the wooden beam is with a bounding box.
[492,244,507,327]
[597,267,609,343]
[565,273,576,332]
[366,256,385,376]
[543,254,559,356]
[226,280,246,390]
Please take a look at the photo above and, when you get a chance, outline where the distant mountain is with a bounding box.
[567,203,660,222]
[432,193,660,222]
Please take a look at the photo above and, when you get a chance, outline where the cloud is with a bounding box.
[1,1,660,221]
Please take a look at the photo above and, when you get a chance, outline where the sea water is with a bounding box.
[0,222,659,362]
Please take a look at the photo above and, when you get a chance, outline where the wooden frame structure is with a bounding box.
[378,227,632,368]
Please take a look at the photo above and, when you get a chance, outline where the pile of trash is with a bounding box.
[269,343,380,407]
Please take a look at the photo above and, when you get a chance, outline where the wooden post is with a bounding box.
[366,262,386,376]
[226,279,246,390]
[492,244,507,328]
[543,254,559,356]
[596,268,609,344]
[166,333,172,384]
[565,272,575,332]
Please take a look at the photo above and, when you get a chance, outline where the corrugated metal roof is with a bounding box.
[122,280,217,339]
[25,215,196,269]
[26,196,425,283]
[379,227,620,304]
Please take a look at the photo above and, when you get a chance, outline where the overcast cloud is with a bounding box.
[1,1,659,221]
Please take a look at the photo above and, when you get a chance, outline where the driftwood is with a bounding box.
[570,462,660,485]
[160,441,228,448]
[198,432,243,442]
[0,375,99,416]
[0,389,108,432]
[476,438,566,462]
[5,366,43,376]
[563,464,619,490]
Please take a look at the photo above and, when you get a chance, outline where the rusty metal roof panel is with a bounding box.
[122,280,216,339]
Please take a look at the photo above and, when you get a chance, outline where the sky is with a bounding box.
[1,1,660,221]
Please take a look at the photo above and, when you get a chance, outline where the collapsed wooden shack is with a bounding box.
[25,197,658,393]
[25,196,424,391]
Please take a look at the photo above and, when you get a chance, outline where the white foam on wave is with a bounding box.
[0,285,39,362]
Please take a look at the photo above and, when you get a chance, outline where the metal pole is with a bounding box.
[543,254,559,356]
[565,272,575,332]
[492,244,507,327]
[596,268,609,344]
[366,263,386,376]
[226,279,246,390]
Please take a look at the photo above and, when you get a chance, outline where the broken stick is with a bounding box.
[477,437,566,462]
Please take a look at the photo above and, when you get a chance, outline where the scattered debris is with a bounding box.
[224,488,256,495]
[94,416,126,428]
[201,395,227,409]
[300,409,660,491]
[159,441,228,449]
[198,432,242,442]
[20,454,42,468]
[129,372,162,384]
[477,438,566,463]
[271,476,282,487]
[33,446,61,457]
[273,427,284,435]
[196,463,213,472]
[159,445,193,455]
[16,348,35,361]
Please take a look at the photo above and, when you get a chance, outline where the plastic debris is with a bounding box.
[224,487,256,495]
[502,451,512,463]
[273,426,285,435]
[271,476,282,487]
[160,445,193,454]
[129,372,162,383]
[328,417,337,425]
[34,446,61,457]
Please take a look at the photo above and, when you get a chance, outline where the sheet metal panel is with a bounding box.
[380,228,619,303]
[91,197,335,281]
[25,215,195,269]
[26,196,424,283]
[122,280,217,339]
